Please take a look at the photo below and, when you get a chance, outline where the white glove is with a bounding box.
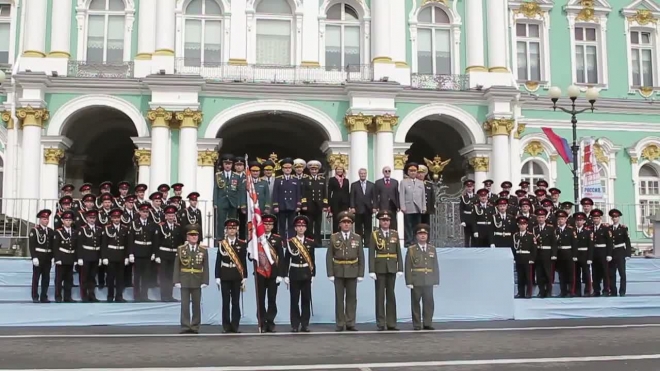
[357,277,363,282]
[77,259,84,266]
[397,271,403,277]
[461,222,466,227]
[606,256,612,262]
[276,276,283,284]
[369,273,377,280]
[328,276,335,282]
[528,260,534,264]
[490,244,495,248]
[241,279,247,285]
[406,285,413,289]
[98,259,103,266]
[155,257,161,264]
[284,277,290,285]
[32,258,39,267]
[473,232,478,237]
[73,261,78,266]
[587,260,592,265]
[150,254,155,261]
[55,260,62,265]
[175,283,181,288]
[215,278,221,287]
[129,254,135,263]
[551,256,557,261]
[626,257,631,260]
[124,258,129,266]
[201,284,207,289]
[102,258,108,266]
[311,277,314,283]
[572,257,578,262]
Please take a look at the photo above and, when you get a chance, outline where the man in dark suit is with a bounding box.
[272,158,302,239]
[374,166,399,231]
[350,168,376,245]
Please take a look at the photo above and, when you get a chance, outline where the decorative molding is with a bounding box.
[318,0,370,19]
[393,153,409,170]
[43,148,65,165]
[17,106,49,128]
[422,0,447,5]
[175,108,203,129]
[524,140,545,157]
[1,110,13,130]
[483,118,514,136]
[469,157,489,172]
[344,113,373,133]
[147,107,174,128]
[549,154,559,161]
[513,1,546,19]
[509,0,554,89]
[373,114,398,133]
[197,149,219,167]
[642,144,660,162]
[627,9,657,25]
[134,149,151,166]
[621,2,660,94]
[631,156,639,164]
[395,102,487,145]
[75,0,135,64]
[327,153,349,170]
[514,123,526,139]
[175,0,232,67]
[409,0,462,75]
[521,117,660,132]
[594,143,608,163]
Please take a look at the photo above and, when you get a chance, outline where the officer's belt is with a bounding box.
[333,258,358,265]
[181,268,203,273]
[577,247,588,251]
[82,245,100,251]
[595,244,607,247]
[559,245,572,250]
[412,268,433,273]
[135,240,152,245]
[477,221,489,225]
[221,262,237,268]
[160,246,177,252]
[614,243,626,248]
[539,246,552,250]
[463,211,472,214]
[290,263,309,268]
[494,232,511,236]
[108,245,124,250]
[35,248,51,253]
[59,247,74,254]
[376,253,397,259]
[516,250,530,254]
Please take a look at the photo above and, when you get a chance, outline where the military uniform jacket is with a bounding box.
[610,224,632,258]
[97,208,113,226]
[173,243,209,288]
[327,232,365,278]
[284,236,316,281]
[545,213,557,227]
[533,224,557,258]
[178,206,203,231]
[516,212,537,230]
[74,208,95,229]
[488,212,516,246]
[592,224,613,257]
[29,225,55,260]
[404,244,440,287]
[459,193,475,224]
[149,208,165,225]
[302,175,328,211]
[154,222,184,260]
[76,224,103,261]
[368,229,402,274]
[54,210,72,230]
[264,233,285,278]
[471,203,494,233]
[272,175,302,211]
[215,238,248,281]
[555,225,577,260]
[54,227,76,265]
[101,223,130,262]
[121,208,136,225]
[241,179,271,212]
[575,226,594,262]
[512,231,537,263]
[424,180,435,214]
[128,219,156,258]
[214,171,243,209]
[115,196,127,209]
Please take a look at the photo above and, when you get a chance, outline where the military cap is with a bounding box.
[293,158,306,169]
[580,197,594,206]
[164,205,178,214]
[519,181,530,188]
[414,223,430,234]
[168,196,182,204]
[234,156,246,165]
[590,209,604,218]
[515,189,527,197]
[100,192,114,202]
[61,183,74,192]
[404,162,418,172]
[187,192,200,201]
[609,208,623,218]
[561,201,574,209]
[496,197,509,206]
[464,179,475,186]
[225,218,240,227]
[82,194,96,203]
[125,194,137,202]
[99,181,112,190]
[158,184,170,193]
[186,224,200,235]
[294,215,309,226]
[376,210,392,220]
[519,198,532,207]
[556,210,569,218]
[171,183,184,191]
[307,160,322,170]
[483,179,494,186]
[118,181,130,190]
[477,188,489,197]
[79,183,93,192]
[573,212,587,220]
[85,209,99,217]
[61,210,75,220]
[280,158,294,167]
[149,192,163,201]
[262,214,277,223]
[37,209,52,219]
[135,183,148,192]
[536,180,548,187]
[109,208,123,217]
[221,153,235,163]
[501,181,513,188]
[535,208,548,216]
[249,160,261,171]
[499,190,510,197]
[541,199,553,207]
[534,188,547,196]
[337,211,354,223]
[263,160,275,171]
[418,164,428,174]
[516,215,529,224]
[548,187,561,195]
[59,195,73,205]
[138,203,151,211]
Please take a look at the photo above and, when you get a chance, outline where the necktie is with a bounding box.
[268,178,271,185]
[384,231,388,239]
[344,233,348,240]
[385,179,390,186]
[362,182,366,193]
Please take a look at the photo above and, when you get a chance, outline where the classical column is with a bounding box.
[345,113,372,181]
[197,145,219,244]
[393,151,408,241]
[484,118,513,192]
[374,114,397,175]
[371,0,394,79]
[176,109,203,190]
[486,0,508,72]
[1,111,16,204]
[136,0,156,60]
[469,157,490,187]
[229,0,247,65]
[390,0,406,67]
[18,107,49,221]
[134,149,151,189]
[153,0,176,73]
[465,0,486,72]
[511,123,526,188]
[48,0,73,58]
[42,149,65,200]
[147,108,173,188]
[327,153,349,178]
[23,0,48,57]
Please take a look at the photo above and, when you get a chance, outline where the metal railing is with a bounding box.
[410,73,470,91]
[174,59,373,84]
[67,60,135,78]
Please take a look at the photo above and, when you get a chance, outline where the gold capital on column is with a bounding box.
[514,123,526,139]
[549,154,559,161]
[17,106,50,128]
[44,148,65,165]
[374,114,399,133]
[1,110,14,129]
[134,149,152,166]
[469,157,489,172]
[393,153,409,170]
[147,107,174,128]
[175,108,203,129]
[198,150,219,167]
[344,113,373,133]
[483,118,514,136]
[327,153,349,170]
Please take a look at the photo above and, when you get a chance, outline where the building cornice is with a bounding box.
[46,77,145,95]
[143,74,206,92]
[200,82,349,101]
[397,88,489,106]
[520,95,660,115]
[523,118,659,132]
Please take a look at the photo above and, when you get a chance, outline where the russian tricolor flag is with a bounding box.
[541,127,573,164]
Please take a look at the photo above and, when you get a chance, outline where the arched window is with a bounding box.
[593,166,609,211]
[86,0,126,63]
[183,0,223,67]
[325,2,361,69]
[521,160,547,188]
[0,3,11,64]
[416,5,451,75]
[638,164,660,226]
[255,0,293,65]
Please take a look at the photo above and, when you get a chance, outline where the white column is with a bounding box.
[48,0,72,58]
[345,115,371,182]
[196,141,220,246]
[137,0,156,59]
[469,157,490,187]
[486,0,508,72]
[465,0,486,72]
[371,0,394,80]
[1,109,16,205]
[153,0,176,73]
[487,120,512,193]
[510,125,524,188]
[301,0,319,66]
[176,109,202,189]
[134,149,151,189]
[229,0,247,64]
[390,0,409,84]
[147,108,173,188]
[374,115,395,175]
[392,152,407,241]
[41,149,63,201]
[18,107,48,222]
[23,0,47,57]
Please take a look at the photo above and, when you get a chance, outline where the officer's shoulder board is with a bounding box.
[237,239,246,244]
[272,233,280,238]
[567,225,574,229]
[305,237,315,243]
[275,175,283,179]
[177,243,186,250]
[199,244,208,250]
[318,175,325,179]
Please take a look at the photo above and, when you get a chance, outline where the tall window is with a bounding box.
[416,5,451,75]
[593,166,609,211]
[516,23,541,81]
[630,30,654,87]
[325,2,361,69]
[0,4,10,64]
[86,0,125,63]
[255,0,293,65]
[639,164,660,226]
[521,160,546,188]
[183,0,223,67]
[574,26,599,84]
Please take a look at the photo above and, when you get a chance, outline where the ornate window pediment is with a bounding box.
[621,0,660,97]
[628,136,660,233]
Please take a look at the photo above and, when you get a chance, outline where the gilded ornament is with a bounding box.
[134,149,152,166]
[147,107,174,128]
[17,106,50,128]
[393,153,409,170]
[43,148,65,165]
[197,150,219,167]
[257,152,282,172]
[639,86,655,98]
[631,156,639,164]
[327,153,349,170]
[524,81,540,92]
[483,118,514,136]
[594,143,608,163]
[1,110,13,130]
[515,123,526,139]
[175,108,203,129]
[469,157,489,172]
[374,114,399,132]
[576,0,597,23]
[549,154,559,161]
[642,144,660,162]
[524,140,544,157]
[344,113,373,133]
[422,0,447,5]
[424,155,451,181]
[628,9,657,26]
[514,1,544,19]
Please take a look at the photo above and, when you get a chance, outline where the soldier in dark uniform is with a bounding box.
[513,215,537,299]
[405,223,439,330]
[149,192,165,225]
[420,166,436,226]
[58,184,74,213]
[174,225,209,334]
[536,179,548,191]
[171,183,186,210]
[471,188,494,247]
[76,209,102,303]
[580,198,595,228]
[482,179,497,204]
[97,192,115,288]
[256,214,284,333]
[121,194,137,288]
[554,210,577,297]
[74,183,93,211]
[533,189,548,211]
[115,181,130,209]
[368,210,402,331]
[608,209,632,296]
[157,184,171,201]
[302,160,327,245]
[283,215,315,332]
[101,208,130,302]
[167,196,183,215]
[562,202,576,226]
[572,212,594,297]
[548,188,562,211]
[233,157,248,240]
[532,208,557,298]
[215,218,248,333]
[134,184,149,206]
[272,158,302,240]
[241,161,271,217]
[129,203,157,302]
[541,199,556,226]
[29,209,54,303]
[155,205,183,302]
[489,198,515,249]
[96,181,113,209]
[54,210,77,303]
[459,179,476,247]
[55,196,74,230]
[214,154,242,240]
[75,194,97,229]
[516,198,536,229]
[514,189,527,204]
[590,209,613,296]
[179,192,203,232]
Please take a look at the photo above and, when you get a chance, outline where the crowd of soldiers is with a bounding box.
[459,178,632,299]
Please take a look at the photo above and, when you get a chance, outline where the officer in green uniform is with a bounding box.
[327,211,365,332]
[405,223,439,330]
[174,225,209,334]
[368,210,403,331]
[241,161,271,214]
[214,154,243,240]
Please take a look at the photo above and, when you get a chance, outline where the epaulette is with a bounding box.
[233,171,241,175]
[276,175,283,179]
[200,244,208,250]
[390,229,398,233]
[272,233,280,237]
[567,225,574,228]
[621,224,627,228]
[238,239,246,243]
[306,237,315,242]
[318,175,325,179]
[301,198,307,203]
[178,243,186,249]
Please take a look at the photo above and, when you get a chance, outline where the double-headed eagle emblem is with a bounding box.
[424,155,451,180]
[256,152,282,172]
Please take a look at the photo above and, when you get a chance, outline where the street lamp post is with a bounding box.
[548,85,599,213]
